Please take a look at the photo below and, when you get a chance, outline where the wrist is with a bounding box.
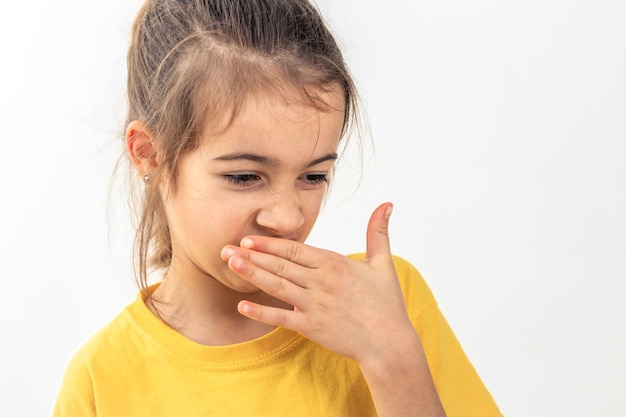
[357,329,447,417]
[357,326,426,380]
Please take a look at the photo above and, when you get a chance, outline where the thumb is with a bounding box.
[365,202,394,264]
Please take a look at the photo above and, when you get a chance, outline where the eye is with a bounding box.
[223,173,262,187]
[300,173,329,185]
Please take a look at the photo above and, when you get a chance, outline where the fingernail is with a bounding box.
[238,301,252,314]
[232,256,246,270]
[221,247,235,260]
[240,237,255,248]
[384,204,393,220]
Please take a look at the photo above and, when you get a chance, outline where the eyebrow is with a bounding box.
[213,152,338,168]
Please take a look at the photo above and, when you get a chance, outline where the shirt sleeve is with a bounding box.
[52,353,97,417]
[391,254,503,417]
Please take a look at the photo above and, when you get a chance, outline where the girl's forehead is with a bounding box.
[198,89,345,160]
[201,86,346,139]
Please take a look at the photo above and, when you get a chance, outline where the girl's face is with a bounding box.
[161,88,346,293]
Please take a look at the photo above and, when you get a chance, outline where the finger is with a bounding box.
[365,202,394,264]
[222,245,310,288]
[239,236,327,268]
[226,254,306,306]
[237,300,305,331]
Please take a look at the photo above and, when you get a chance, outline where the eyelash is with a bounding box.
[223,173,329,188]
[224,173,261,187]
[302,173,329,185]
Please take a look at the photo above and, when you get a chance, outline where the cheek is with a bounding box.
[203,199,260,240]
[300,191,326,221]
[179,188,325,235]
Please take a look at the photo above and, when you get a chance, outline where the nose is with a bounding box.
[256,190,305,237]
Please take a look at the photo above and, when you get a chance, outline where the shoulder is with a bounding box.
[54,305,135,416]
[70,310,130,364]
[60,301,138,384]
[346,253,437,317]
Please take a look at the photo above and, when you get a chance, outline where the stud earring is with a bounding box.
[143,174,151,184]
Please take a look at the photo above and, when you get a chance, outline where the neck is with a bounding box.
[148,265,289,346]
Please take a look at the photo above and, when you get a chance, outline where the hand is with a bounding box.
[221,202,416,363]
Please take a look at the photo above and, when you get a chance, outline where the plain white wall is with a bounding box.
[1,1,624,416]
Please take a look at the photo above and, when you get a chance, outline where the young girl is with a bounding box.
[54,0,502,415]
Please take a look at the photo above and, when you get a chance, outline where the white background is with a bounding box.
[1,1,624,416]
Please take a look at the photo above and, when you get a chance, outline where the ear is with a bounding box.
[126,120,159,177]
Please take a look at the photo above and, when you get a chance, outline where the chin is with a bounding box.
[232,282,262,294]
[222,273,262,294]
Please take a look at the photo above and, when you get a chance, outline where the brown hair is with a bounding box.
[124,0,359,295]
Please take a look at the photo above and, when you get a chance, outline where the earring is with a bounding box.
[143,174,151,184]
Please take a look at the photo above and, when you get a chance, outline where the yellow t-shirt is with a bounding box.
[53,255,502,416]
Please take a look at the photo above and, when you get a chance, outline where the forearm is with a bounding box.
[358,330,446,417]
